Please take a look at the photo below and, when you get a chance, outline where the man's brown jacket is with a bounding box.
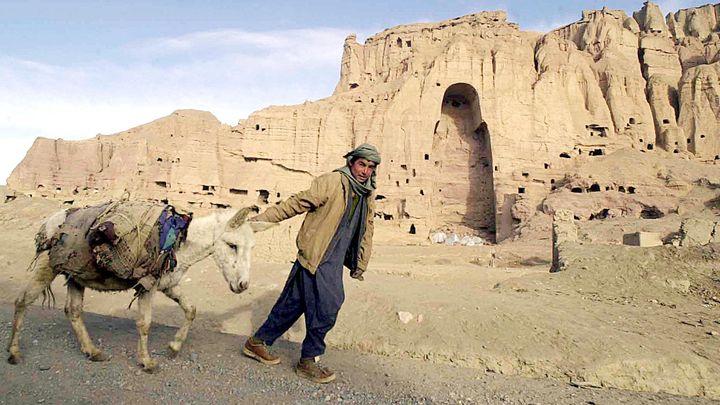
[253,172,375,274]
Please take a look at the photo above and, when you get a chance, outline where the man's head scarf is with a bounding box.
[334,143,381,196]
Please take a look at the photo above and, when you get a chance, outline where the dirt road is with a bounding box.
[1,305,712,405]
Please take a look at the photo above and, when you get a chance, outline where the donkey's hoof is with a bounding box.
[141,360,159,373]
[87,351,111,362]
[7,352,22,365]
[168,342,182,357]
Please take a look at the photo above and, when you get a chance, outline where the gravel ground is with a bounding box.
[0,305,713,405]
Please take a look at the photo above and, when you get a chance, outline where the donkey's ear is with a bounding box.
[227,206,256,229]
[248,221,277,233]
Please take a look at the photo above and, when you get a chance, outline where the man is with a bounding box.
[242,143,381,383]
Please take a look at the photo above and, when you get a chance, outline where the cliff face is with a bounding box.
[9,110,314,211]
[8,2,720,241]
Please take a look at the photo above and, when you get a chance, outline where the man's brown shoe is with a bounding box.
[242,337,281,365]
[295,357,336,383]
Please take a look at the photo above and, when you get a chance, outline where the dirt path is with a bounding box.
[1,305,712,405]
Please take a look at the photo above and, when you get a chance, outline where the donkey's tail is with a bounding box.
[40,285,56,308]
[24,251,43,272]
[25,252,57,308]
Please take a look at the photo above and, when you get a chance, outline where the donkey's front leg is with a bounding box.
[65,279,110,361]
[7,252,57,364]
[135,288,158,372]
[162,286,196,356]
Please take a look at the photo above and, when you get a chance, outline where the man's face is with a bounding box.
[349,158,377,183]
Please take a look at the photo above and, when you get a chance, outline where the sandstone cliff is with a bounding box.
[8,2,720,241]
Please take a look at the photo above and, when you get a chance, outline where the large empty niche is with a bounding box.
[432,83,495,238]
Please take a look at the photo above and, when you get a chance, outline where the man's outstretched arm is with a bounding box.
[252,175,330,223]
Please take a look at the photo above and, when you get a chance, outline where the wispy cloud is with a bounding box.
[129,28,346,65]
[0,27,350,183]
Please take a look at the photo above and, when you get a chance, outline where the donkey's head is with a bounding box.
[213,206,274,294]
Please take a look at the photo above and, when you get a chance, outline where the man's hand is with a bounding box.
[350,269,364,281]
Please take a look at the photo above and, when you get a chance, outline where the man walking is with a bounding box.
[242,144,381,383]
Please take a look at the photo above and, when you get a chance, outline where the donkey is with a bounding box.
[6,204,273,372]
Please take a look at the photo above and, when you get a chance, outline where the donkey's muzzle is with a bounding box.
[231,281,249,294]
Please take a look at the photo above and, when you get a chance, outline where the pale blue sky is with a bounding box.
[0,0,710,183]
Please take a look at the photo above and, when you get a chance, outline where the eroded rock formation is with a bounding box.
[8,2,720,241]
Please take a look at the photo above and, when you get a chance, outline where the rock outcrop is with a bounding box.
[8,2,720,241]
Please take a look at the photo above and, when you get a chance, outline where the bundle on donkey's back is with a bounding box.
[37,200,192,292]
[7,199,274,372]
